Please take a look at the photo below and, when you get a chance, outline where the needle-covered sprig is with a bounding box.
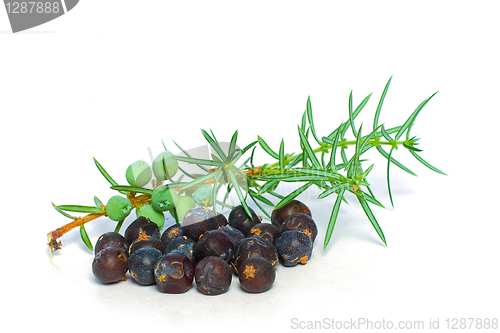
[240,77,444,248]
[48,77,445,265]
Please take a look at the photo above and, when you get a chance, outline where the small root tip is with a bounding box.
[47,232,60,268]
[49,254,59,269]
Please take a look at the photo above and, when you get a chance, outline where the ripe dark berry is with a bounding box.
[275,230,313,267]
[280,213,318,242]
[271,199,311,229]
[182,209,228,240]
[92,247,129,284]
[183,206,216,225]
[232,236,279,274]
[128,247,163,286]
[218,225,246,248]
[195,256,232,295]
[154,252,194,294]
[248,223,281,244]
[124,216,160,245]
[94,231,129,256]
[237,257,275,293]
[228,205,261,235]
[161,224,185,247]
[194,230,234,263]
[128,232,165,255]
[163,235,197,265]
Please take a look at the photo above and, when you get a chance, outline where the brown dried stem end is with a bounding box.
[47,212,106,266]
[168,227,182,238]
[242,264,256,279]
[47,194,152,266]
[127,193,151,207]
[250,228,262,237]
[245,166,261,177]
[137,230,150,241]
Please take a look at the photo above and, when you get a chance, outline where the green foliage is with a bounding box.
[79,225,93,251]
[167,78,444,249]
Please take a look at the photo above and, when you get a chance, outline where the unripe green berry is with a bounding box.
[193,185,213,207]
[151,185,179,212]
[126,160,152,188]
[106,196,133,222]
[171,195,196,222]
[152,151,178,181]
[136,204,165,229]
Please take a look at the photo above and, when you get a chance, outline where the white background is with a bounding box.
[1,1,499,332]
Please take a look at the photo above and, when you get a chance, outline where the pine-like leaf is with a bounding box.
[395,91,438,140]
[227,165,252,217]
[323,187,346,249]
[80,225,93,251]
[172,140,209,172]
[348,91,357,137]
[376,146,417,176]
[229,130,239,156]
[292,167,343,181]
[173,155,221,167]
[257,179,279,195]
[357,195,387,246]
[373,76,392,130]
[306,96,322,145]
[110,186,154,195]
[386,147,395,208]
[279,138,285,172]
[248,192,272,220]
[274,181,314,209]
[94,157,119,187]
[410,151,447,175]
[257,136,279,159]
[329,122,343,171]
[56,204,105,214]
[52,202,79,219]
[318,183,349,199]
[297,126,321,169]
[94,196,104,207]
[180,171,218,190]
[201,129,227,161]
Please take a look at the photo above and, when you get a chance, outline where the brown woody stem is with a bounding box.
[47,192,156,266]
[47,212,106,267]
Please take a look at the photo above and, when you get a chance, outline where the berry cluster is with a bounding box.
[103,152,227,230]
[104,152,184,230]
[92,199,317,294]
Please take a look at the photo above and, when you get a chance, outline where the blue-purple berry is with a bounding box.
[275,230,313,267]
[128,247,163,286]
